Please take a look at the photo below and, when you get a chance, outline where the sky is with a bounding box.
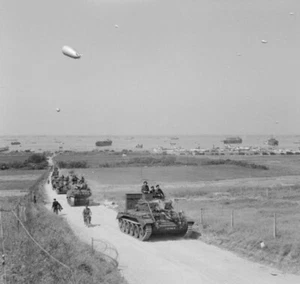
[0,0,300,136]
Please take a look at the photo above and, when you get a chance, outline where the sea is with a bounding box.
[1,135,300,153]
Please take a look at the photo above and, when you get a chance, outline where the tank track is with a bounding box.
[184,223,193,238]
[118,218,152,241]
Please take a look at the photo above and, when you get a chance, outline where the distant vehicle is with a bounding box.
[135,144,143,149]
[267,137,279,146]
[222,137,242,144]
[11,142,21,145]
[95,139,112,147]
[0,146,9,152]
[62,46,82,59]
[170,137,179,140]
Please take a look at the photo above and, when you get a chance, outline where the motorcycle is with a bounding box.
[84,214,91,226]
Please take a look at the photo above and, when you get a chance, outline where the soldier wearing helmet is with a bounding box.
[141,181,150,194]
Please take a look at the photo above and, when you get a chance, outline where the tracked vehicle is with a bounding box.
[66,184,92,206]
[116,193,194,241]
[56,183,70,195]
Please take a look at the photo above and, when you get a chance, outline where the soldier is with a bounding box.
[155,184,165,199]
[83,205,92,226]
[52,199,63,214]
[141,181,150,194]
[150,186,155,193]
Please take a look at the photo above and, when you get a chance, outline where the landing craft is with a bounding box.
[62,46,82,59]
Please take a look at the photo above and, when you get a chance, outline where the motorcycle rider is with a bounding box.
[83,205,92,226]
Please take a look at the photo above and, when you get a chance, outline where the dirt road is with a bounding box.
[45,178,300,284]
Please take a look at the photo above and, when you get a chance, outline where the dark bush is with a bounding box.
[97,155,197,168]
[26,153,47,164]
[57,160,88,169]
[202,158,269,170]
[99,162,110,168]
[0,154,49,170]
[0,163,9,170]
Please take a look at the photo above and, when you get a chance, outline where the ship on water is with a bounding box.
[222,136,242,144]
[0,146,9,152]
[95,139,112,147]
[266,137,279,146]
[11,141,21,145]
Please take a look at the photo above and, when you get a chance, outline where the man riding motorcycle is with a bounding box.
[83,205,92,226]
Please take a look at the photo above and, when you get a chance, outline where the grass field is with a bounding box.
[0,170,46,193]
[0,153,31,163]
[55,151,300,177]
[58,152,300,274]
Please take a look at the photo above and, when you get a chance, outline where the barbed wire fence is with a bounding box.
[173,184,300,242]
[90,238,119,268]
[186,204,300,243]
[0,198,121,283]
[0,202,76,284]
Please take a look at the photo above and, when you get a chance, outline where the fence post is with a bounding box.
[16,205,20,234]
[273,213,277,238]
[91,238,94,254]
[231,210,234,228]
[200,208,203,224]
[266,188,269,198]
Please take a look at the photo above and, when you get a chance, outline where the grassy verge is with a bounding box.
[0,170,126,284]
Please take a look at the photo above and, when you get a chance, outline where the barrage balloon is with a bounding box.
[62,46,82,59]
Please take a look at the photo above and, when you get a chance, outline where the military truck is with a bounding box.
[116,193,194,241]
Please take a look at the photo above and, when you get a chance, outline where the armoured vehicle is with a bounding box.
[55,182,70,194]
[0,146,9,153]
[66,184,92,206]
[116,193,194,241]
